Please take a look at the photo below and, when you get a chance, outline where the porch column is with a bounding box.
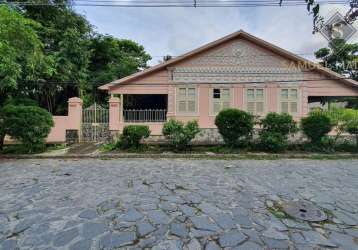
[109,96,121,131]
[167,85,175,119]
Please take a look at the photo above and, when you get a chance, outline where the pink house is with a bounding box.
[95,30,358,140]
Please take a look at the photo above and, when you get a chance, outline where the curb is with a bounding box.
[1,153,358,160]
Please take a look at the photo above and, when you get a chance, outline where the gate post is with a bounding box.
[67,97,83,143]
[109,97,121,137]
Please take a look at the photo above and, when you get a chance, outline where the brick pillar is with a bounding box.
[109,97,121,131]
[67,97,83,130]
[67,97,82,143]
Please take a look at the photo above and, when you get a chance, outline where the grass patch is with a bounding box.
[1,143,66,155]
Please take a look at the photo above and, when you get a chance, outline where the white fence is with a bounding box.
[123,109,167,122]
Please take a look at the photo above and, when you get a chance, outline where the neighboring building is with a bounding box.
[98,30,358,137]
[7,30,357,145]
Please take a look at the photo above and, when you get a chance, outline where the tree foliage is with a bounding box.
[1,104,54,152]
[162,119,200,151]
[215,109,254,147]
[315,39,358,81]
[120,125,151,149]
[0,6,43,101]
[259,113,297,152]
[87,35,151,104]
[2,2,152,114]
[301,112,333,145]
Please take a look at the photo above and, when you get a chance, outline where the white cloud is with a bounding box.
[75,3,355,65]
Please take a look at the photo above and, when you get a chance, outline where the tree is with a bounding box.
[0,6,43,103]
[315,39,358,81]
[315,39,358,108]
[87,35,151,104]
[8,1,92,113]
[0,6,46,149]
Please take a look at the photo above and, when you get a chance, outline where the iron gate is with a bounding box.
[81,103,110,142]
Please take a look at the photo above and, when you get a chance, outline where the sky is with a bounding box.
[74,3,358,65]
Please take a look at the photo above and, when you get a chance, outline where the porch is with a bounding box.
[123,94,167,123]
[109,94,169,135]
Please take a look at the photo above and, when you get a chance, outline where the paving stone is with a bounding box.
[111,231,137,248]
[2,159,358,249]
[262,226,289,240]
[205,241,221,250]
[345,228,358,237]
[190,228,218,238]
[333,211,358,226]
[198,203,221,217]
[13,218,37,234]
[184,193,203,204]
[78,209,98,220]
[137,221,156,237]
[328,231,358,249]
[179,205,197,217]
[232,241,262,250]
[170,223,188,238]
[190,216,221,232]
[213,213,236,230]
[139,236,158,248]
[187,238,201,250]
[218,230,248,247]
[69,239,91,250]
[282,219,311,230]
[232,207,249,217]
[302,230,337,247]
[121,208,144,222]
[147,210,171,225]
[241,229,263,244]
[1,239,17,250]
[234,215,253,229]
[82,222,107,238]
[53,227,79,247]
[291,232,306,244]
[261,236,290,249]
[152,239,183,250]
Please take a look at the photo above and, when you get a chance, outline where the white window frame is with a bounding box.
[210,87,232,115]
[175,86,198,115]
[245,88,266,116]
[279,88,299,115]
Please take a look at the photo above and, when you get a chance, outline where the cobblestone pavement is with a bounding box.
[1,159,358,250]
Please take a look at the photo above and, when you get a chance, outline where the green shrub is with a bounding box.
[346,120,358,150]
[259,132,287,153]
[260,113,297,135]
[2,104,54,152]
[162,119,200,151]
[215,109,254,147]
[120,125,150,149]
[259,113,297,152]
[301,112,333,145]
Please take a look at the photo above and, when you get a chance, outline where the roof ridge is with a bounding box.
[99,30,358,90]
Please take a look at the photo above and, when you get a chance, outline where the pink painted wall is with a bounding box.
[46,116,68,142]
[46,97,82,143]
[106,36,358,134]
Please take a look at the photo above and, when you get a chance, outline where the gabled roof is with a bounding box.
[99,30,358,90]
